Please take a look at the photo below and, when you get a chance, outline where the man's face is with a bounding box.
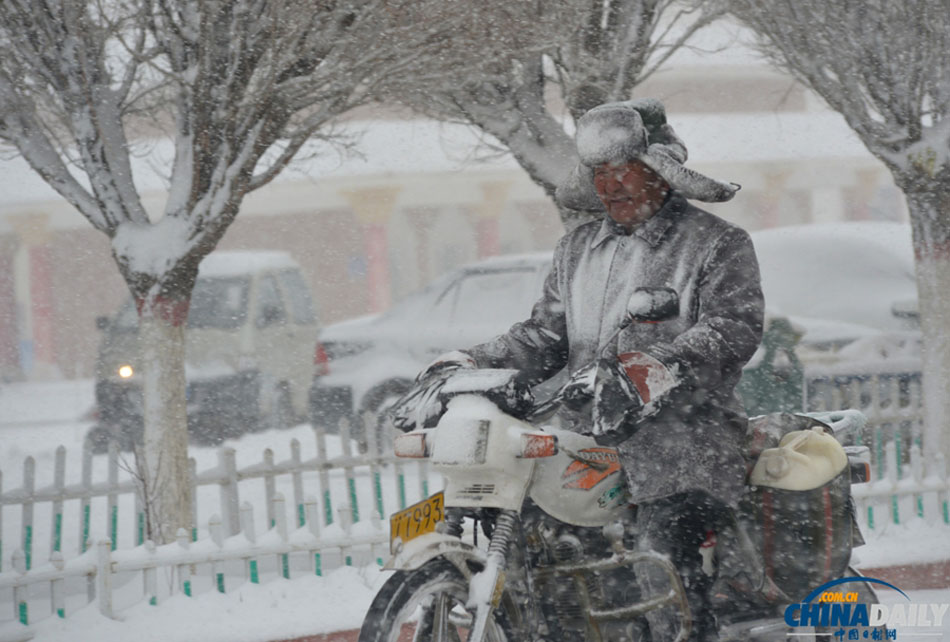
[593,160,669,229]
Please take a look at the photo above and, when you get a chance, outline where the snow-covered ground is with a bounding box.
[1,379,949,642]
[3,577,943,642]
[5,572,948,642]
[1,566,389,642]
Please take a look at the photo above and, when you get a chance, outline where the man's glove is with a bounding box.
[590,351,679,445]
[416,350,476,382]
[616,351,679,406]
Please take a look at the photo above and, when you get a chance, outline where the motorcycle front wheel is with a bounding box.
[359,558,523,642]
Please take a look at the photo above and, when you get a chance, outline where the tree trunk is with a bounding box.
[138,295,191,543]
[906,185,950,472]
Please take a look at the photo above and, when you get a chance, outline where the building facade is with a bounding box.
[0,32,907,382]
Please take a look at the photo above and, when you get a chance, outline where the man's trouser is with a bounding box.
[635,491,726,642]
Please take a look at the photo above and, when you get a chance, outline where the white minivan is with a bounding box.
[91,250,320,449]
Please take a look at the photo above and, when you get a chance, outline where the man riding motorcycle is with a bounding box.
[417,98,765,641]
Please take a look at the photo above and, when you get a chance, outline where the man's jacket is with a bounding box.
[467,193,765,506]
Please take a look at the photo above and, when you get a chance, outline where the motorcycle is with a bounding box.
[359,294,880,642]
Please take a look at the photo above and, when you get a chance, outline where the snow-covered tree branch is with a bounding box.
[0,0,476,542]
[728,0,950,468]
[391,0,726,228]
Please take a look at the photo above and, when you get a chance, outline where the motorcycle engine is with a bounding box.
[523,504,642,640]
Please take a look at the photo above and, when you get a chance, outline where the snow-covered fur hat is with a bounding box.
[556,99,739,210]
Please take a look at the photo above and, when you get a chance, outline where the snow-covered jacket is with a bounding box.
[467,193,764,506]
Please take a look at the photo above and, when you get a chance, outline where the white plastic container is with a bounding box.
[749,427,848,491]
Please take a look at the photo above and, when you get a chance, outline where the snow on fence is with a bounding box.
[0,415,436,631]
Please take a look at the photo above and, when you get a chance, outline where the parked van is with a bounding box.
[90,250,319,449]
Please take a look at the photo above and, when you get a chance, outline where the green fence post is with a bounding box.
[241,502,260,584]
[249,559,260,584]
[51,446,66,558]
[49,551,66,618]
[348,478,360,525]
[274,493,290,580]
[81,505,91,554]
[107,443,119,551]
[398,473,407,511]
[13,549,27,624]
[79,443,93,554]
[209,514,225,594]
[23,525,32,572]
[911,442,924,519]
[374,470,385,520]
[22,457,34,571]
[144,541,158,606]
[314,419,334,526]
[290,439,306,528]
[176,528,192,596]
[304,497,323,577]
[110,505,119,552]
[887,441,900,526]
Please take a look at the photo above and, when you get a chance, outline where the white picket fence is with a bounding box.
[0,416,436,633]
[852,440,950,532]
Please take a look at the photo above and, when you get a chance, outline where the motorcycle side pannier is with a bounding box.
[739,414,853,598]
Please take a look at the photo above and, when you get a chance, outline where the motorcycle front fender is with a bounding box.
[384,531,486,575]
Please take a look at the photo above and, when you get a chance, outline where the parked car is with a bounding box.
[749,221,919,363]
[309,252,552,434]
[89,250,320,450]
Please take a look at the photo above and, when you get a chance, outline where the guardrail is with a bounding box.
[0,415,431,630]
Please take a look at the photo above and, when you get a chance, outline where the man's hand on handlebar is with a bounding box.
[416,350,477,382]
[561,361,598,411]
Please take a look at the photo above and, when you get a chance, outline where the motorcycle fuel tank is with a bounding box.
[529,427,632,527]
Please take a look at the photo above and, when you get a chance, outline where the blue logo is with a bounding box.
[783,577,949,640]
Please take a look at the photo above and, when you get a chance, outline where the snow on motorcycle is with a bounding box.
[359,293,880,642]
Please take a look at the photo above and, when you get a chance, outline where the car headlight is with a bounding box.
[117,364,134,379]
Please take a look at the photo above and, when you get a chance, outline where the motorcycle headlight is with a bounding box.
[394,431,431,458]
[117,364,134,379]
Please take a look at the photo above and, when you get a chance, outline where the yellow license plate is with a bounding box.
[390,492,444,552]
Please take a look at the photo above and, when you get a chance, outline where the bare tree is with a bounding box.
[393,0,726,228]
[728,0,950,467]
[0,0,473,542]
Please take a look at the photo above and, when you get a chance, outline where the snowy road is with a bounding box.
[4,577,947,642]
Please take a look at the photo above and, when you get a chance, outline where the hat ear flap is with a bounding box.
[643,145,740,203]
[555,164,605,212]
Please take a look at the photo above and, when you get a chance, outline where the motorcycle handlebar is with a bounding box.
[801,409,868,441]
